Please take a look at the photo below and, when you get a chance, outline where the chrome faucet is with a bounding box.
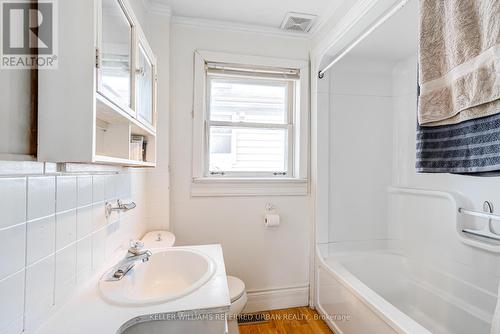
[106,240,152,281]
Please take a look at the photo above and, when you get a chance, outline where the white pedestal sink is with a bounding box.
[99,248,216,306]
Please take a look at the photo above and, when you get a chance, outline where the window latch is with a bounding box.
[210,171,226,176]
[273,172,287,176]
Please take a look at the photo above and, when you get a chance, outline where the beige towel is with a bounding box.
[418,0,500,126]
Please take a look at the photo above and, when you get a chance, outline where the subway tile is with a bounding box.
[0,271,24,334]
[25,255,55,331]
[0,224,26,281]
[56,176,77,213]
[76,205,93,239]
[92,202,106,232]
[76,236,92,283]
[91,229,107,272]
[104,174,117,200]
[56,210,77,250]
[92,175,105,203]
[26,215,56,265]
[55,244,77,305]
[27,176,55,221]
[77,176,92,207]
[0,177,26,230]
[116,173,131,199]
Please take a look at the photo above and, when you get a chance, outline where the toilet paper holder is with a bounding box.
[264,203,280,227]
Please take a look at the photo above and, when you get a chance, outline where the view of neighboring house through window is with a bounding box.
[206,64,299,177]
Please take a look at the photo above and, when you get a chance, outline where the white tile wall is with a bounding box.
[27,177,55,221]
[25,255,55,331]
[56,210,77,249]
[26,215,56,265]
[76,205,93,239]
[0,224,25,281]
[0,171,134,334]
[56,176,77,213]
[0,178,26,230]
[0,271,24,334]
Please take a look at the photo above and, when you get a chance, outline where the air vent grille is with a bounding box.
[281,12,317,33]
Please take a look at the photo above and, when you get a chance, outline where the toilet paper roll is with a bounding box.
[264,214,280,227]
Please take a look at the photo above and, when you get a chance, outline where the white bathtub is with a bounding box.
[315,244,496,334]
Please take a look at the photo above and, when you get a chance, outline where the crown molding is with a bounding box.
[142,0,172,17]
[172,15,310,39]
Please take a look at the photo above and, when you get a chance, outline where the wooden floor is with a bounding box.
[239,307,333,334]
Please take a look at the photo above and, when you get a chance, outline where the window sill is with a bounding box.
[191,177,309,197]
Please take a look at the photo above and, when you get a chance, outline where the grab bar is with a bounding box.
[458,202,500,241]
[458,208,500,221]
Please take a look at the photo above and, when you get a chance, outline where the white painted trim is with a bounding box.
[197,50,309,70]
[142,0,172,17]
[309,0,351,37]
[191,178,309,197]
[311,0,384,65]
[0,161,125,176]
[243,285,309,313]
[0,161,45,175]
[172,15,310,39]
[192,50,310,188]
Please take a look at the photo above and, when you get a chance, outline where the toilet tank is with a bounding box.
[141,230,176,249]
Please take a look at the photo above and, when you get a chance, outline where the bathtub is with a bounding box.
[315,244,496,334]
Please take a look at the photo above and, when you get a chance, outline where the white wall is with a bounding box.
[169,23,311,310]
[141,12,172,232]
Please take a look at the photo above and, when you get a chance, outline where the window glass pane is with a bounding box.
[209,127,287,173]
[101,0,132,108]
[136,44,153,125]
[209,78,288,124]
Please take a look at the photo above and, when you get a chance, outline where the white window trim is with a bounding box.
[192,50,309,197]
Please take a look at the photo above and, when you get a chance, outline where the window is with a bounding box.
[192,51,309,196]
[206,68,298,177]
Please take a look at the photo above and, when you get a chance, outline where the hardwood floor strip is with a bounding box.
[239,307,333,334]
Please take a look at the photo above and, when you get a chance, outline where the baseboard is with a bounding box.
[242,285,309,313]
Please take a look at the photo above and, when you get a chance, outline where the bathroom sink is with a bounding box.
[99,248,216,306]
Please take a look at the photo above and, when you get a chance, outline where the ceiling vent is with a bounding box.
[280,12,317,33]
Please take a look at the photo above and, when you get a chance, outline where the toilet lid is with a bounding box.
[141,230,176,248]
[227,276,246,303]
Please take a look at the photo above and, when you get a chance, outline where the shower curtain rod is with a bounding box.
[317,0,410,79]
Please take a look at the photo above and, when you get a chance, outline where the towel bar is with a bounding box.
[458,203,500,241]
[458,208,500,221]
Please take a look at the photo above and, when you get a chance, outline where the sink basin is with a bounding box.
[99,248,216,306]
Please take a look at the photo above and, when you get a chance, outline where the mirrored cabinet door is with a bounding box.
[136,41,155,127]
[98,0,133,112]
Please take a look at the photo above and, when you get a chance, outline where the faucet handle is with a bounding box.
[128,240,144,254]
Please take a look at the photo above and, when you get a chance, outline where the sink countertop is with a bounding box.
[34,244,231,334]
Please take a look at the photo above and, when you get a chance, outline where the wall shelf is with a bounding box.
[94,155,156,167]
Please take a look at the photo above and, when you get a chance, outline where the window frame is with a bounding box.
[205,75,296,177]
[192,50,309,196]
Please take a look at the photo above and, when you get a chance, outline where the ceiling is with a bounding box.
[152,0,345,33]
[347,0,419,61]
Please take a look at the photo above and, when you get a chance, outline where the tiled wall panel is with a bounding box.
[0,171,134,334]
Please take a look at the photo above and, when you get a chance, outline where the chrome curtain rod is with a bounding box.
[317,0,410,79]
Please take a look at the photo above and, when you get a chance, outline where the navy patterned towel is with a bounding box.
[416,113,500,174]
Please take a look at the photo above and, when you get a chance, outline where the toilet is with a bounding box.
[141,230,176,248]
[141,231,247,333]
[227,275,248,334]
